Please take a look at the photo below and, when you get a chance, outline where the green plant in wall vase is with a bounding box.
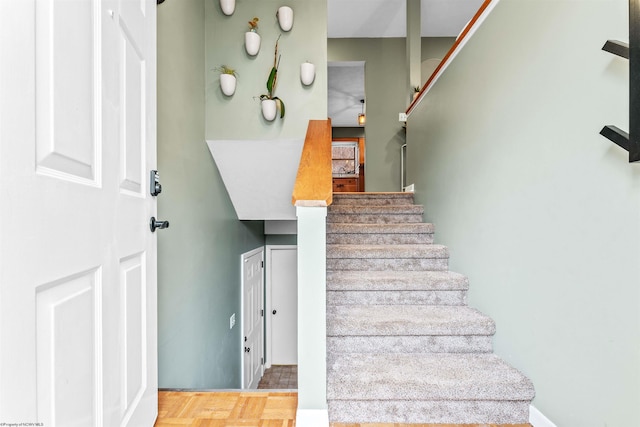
[245,17,261,56]
[259,36,285,121]
[214,65,238,97]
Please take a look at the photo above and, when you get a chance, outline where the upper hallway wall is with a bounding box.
[406,1,639,425]
[329,37,454,191]
[205,0,327,140]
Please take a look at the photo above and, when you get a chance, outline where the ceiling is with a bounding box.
[327,0,483,126]
[328,0,485,38]
[327,0,483,127]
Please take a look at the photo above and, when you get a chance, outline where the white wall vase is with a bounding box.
[219,0,235,16]
[220,74,236,96]
[245,31,261,56]
[261,99,277,121]
[277,6,293,32]
[300,62,315,86]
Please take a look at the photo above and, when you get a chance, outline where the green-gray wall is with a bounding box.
[158,0,265,389]
[206,0,327,140]
[406,1,639,425]
[328,38,454,191]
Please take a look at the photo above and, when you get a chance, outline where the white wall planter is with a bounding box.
[219,0,235,16]
[300,62,315,86]
[277,6,293,32]
[220,74,236,96]
[261,99,277,121]
[245,31,261,56]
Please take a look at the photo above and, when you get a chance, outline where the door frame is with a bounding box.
[240,246,265,388]
[265,245,297,369]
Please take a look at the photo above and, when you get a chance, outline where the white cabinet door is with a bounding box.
[0,0,157,425]
[242,248,264,389]
[270,247,298,365]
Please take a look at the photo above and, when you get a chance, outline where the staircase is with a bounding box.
[326,192,535,425]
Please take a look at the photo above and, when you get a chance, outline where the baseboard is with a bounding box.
[530,405,557,427]
[296,408,329,427]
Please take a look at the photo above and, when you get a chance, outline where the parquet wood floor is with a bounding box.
[154,391,532,427]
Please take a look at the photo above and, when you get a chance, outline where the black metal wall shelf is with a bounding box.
[600,125,631,151]
[602,40,629,59]
[600,0,640,162]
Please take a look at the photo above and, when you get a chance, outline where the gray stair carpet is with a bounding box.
[326,192,535,424]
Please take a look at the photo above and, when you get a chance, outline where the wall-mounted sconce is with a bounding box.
[277,6,294,31]
[358,99,365,126]
[300,62,315,86]
[220,0,236,15]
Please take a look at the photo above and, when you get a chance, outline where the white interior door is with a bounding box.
[0,1,157,425]
[269,247,298,365]
[242,248,264,389]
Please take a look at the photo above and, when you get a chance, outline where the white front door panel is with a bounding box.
[0,0,157,425]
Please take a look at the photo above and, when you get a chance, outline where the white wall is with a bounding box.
[407,1,639,426]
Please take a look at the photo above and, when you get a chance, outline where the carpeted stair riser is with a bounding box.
[326,290,467,306]
[327,213,424,224]
[327,205,425,225]
[327,223,434,235]
[327,244,449,271]
[327,270,468,305]
[327,232,434,245]
[327,335,493,355]
[328,205,424,215]
[328,400,531,425]
[327,257,448,271]
[326,305,494,354]
[331,193,414,206]
[327,223,434,244]
[326,270,469,292]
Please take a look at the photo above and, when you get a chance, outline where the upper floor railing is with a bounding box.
[406,0,498,117]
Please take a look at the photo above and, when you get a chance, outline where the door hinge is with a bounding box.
[261,357,264,365]
[261,309,264,317]
[261,260,264,268]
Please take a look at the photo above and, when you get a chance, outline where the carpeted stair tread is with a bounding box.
[328,205,424,215]
[327,305,495,336]
[327,244,448,259]
[326,270,468,291]
[332,192,414,205]
[327,222,434,234]
[327,353,535,401]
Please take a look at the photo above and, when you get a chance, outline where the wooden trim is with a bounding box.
[292,120,333,207]
[406,0,496,116]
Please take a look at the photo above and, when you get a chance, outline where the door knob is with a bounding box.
[150,217,170,232]
[244,347,250,353]
[272,310,277,315]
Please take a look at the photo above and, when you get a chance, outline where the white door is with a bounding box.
[0,1,157,425]
[269,247,298,365]
[242,248,264,389]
